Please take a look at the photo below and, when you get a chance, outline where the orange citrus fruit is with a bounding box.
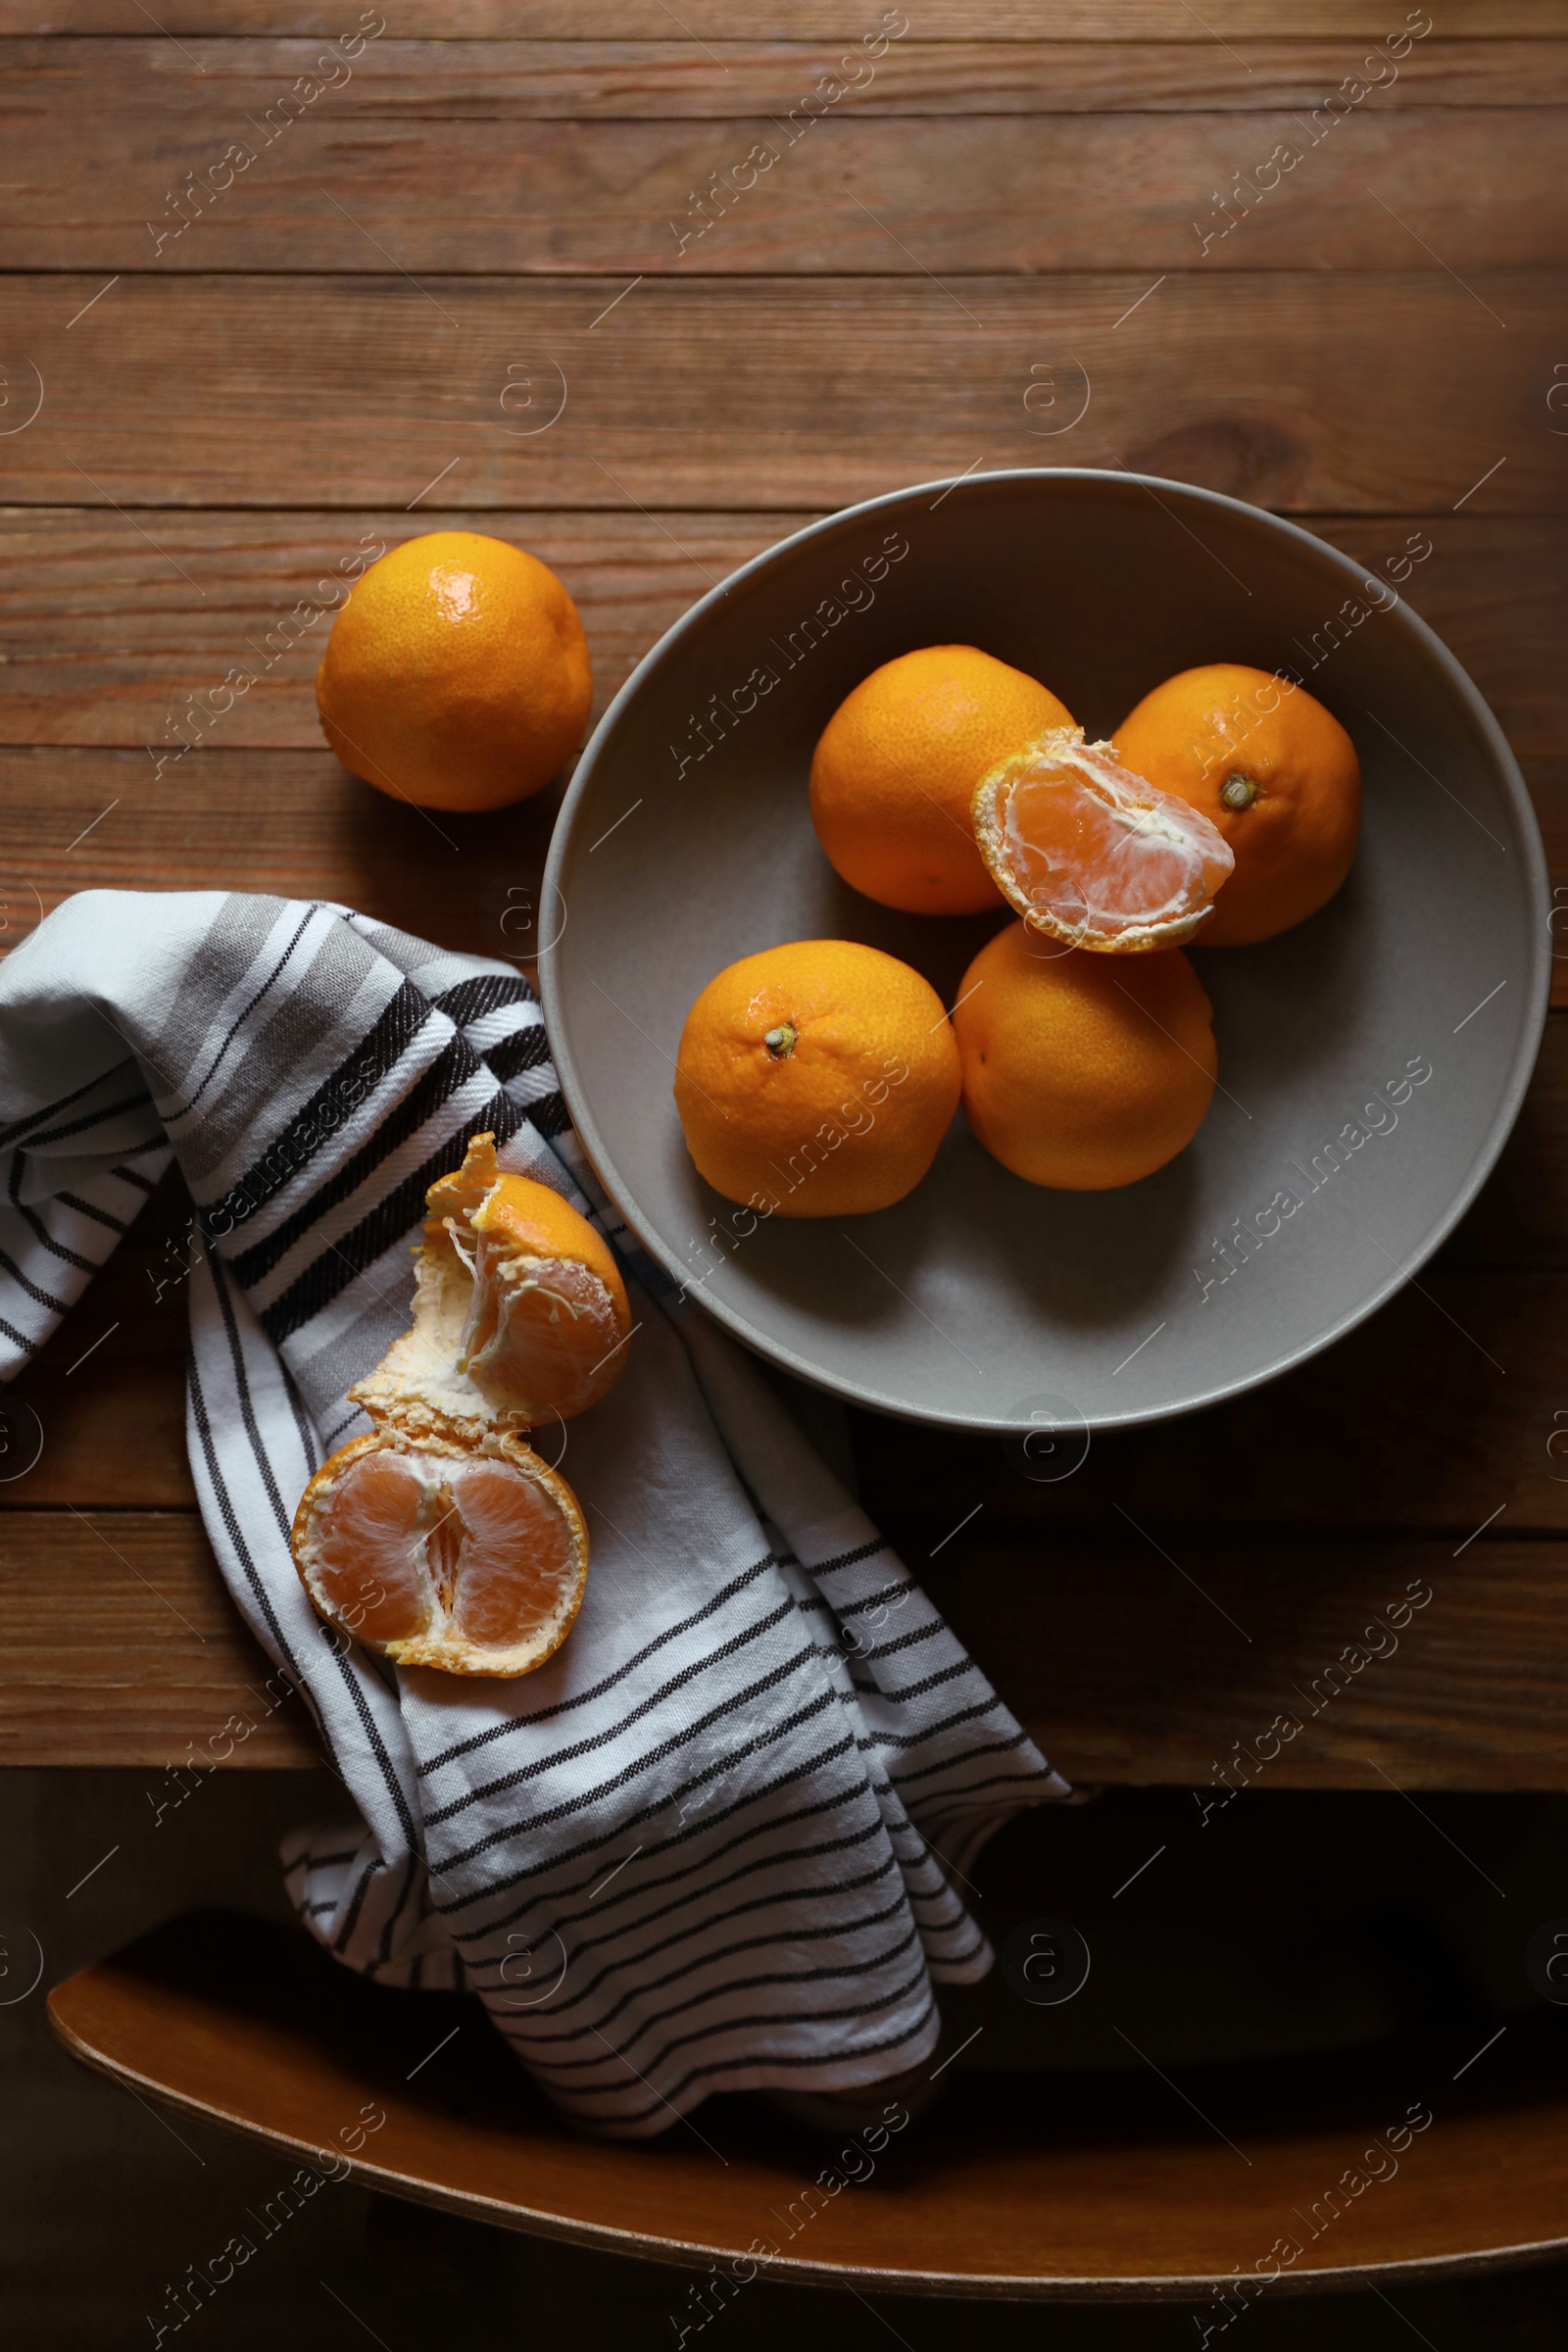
[952,921,1216,1190]
[973,726,1233,954]
[292,1429,587,1678]
[316,530,592,813]
[673,940,961,1217]
[809,646,1076,914]
[354,1133,631,1439]
[1113,663,1360,945]
[292,1134,629,1678]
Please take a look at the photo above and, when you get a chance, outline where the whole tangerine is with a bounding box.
[673,939,961,1217]
[809,646,1076,914]
[952,920,1216,1190]
[1113,662,1359,945]
[316,530,592,812]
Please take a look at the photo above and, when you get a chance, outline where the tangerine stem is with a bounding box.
[1220,772,1259,810]
[763,1022,798,1059]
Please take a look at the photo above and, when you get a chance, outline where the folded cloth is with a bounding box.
[0,891,1068,2134]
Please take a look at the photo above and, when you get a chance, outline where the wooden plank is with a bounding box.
[1,512,1559,756]
[1323,518,1568,763]
[8,98,1565,274]
[21,1255,1568,1528]
[0,1504,1557,1782]
[6,1022,1568,1531]
[2,5,1560,40]
[0,729,1558,1017]
[0,4,1560,1809]
[5,36,1561,121]
[856,1268,1565,1541]
[923,1534,1568,1789]
[1531,753,1568,882]
[0,274,1552,513]
[1,1167,196,1509]
[0,745,557,976]
[0,1510,318,1766]
[0,511,770,749]
[1449,995,1568,1262]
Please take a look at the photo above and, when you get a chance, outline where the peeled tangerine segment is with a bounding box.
[293,1434,587,1678]
[974,726,1235,953]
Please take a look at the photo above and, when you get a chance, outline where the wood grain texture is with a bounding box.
[2,0,1563,1811]
[4,36,1560,121]
[0,730,1557,1037]
[10,1047,1568,1535]
[0,274,1550,513]
[2,1168,197,1509]
[927,1536,1568,1789]
[1,512,1559,754]
[0,511,770,748]
[4,5,1560,38]
[859,1280,1560,1544]
[11,1266,1565,1528]
[0,746,557,971]
[0,1511,318,1766]
[1,1503,1560,1784]
[4,1174,1563,1781]
[2,1195,1564,1786]
[7,95,1564,273]
[1454,975,1568,1256]
[46,1907,1568,2295]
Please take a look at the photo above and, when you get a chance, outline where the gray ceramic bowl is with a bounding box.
[540,469,1548,1436]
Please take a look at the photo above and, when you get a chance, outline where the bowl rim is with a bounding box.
[540,466,1550,1435]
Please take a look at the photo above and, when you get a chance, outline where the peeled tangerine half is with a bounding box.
[293,1432,587,1677]
[291,1135,631,1678]
[973,726,1235,953]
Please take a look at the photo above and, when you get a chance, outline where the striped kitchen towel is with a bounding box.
[0,891,1068,2135]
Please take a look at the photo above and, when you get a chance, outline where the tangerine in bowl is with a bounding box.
[540,470,1546,1436]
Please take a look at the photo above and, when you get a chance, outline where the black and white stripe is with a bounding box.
[0,890,1068,2135]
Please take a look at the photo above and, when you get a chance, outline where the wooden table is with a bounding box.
[1,1,1564,1793]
